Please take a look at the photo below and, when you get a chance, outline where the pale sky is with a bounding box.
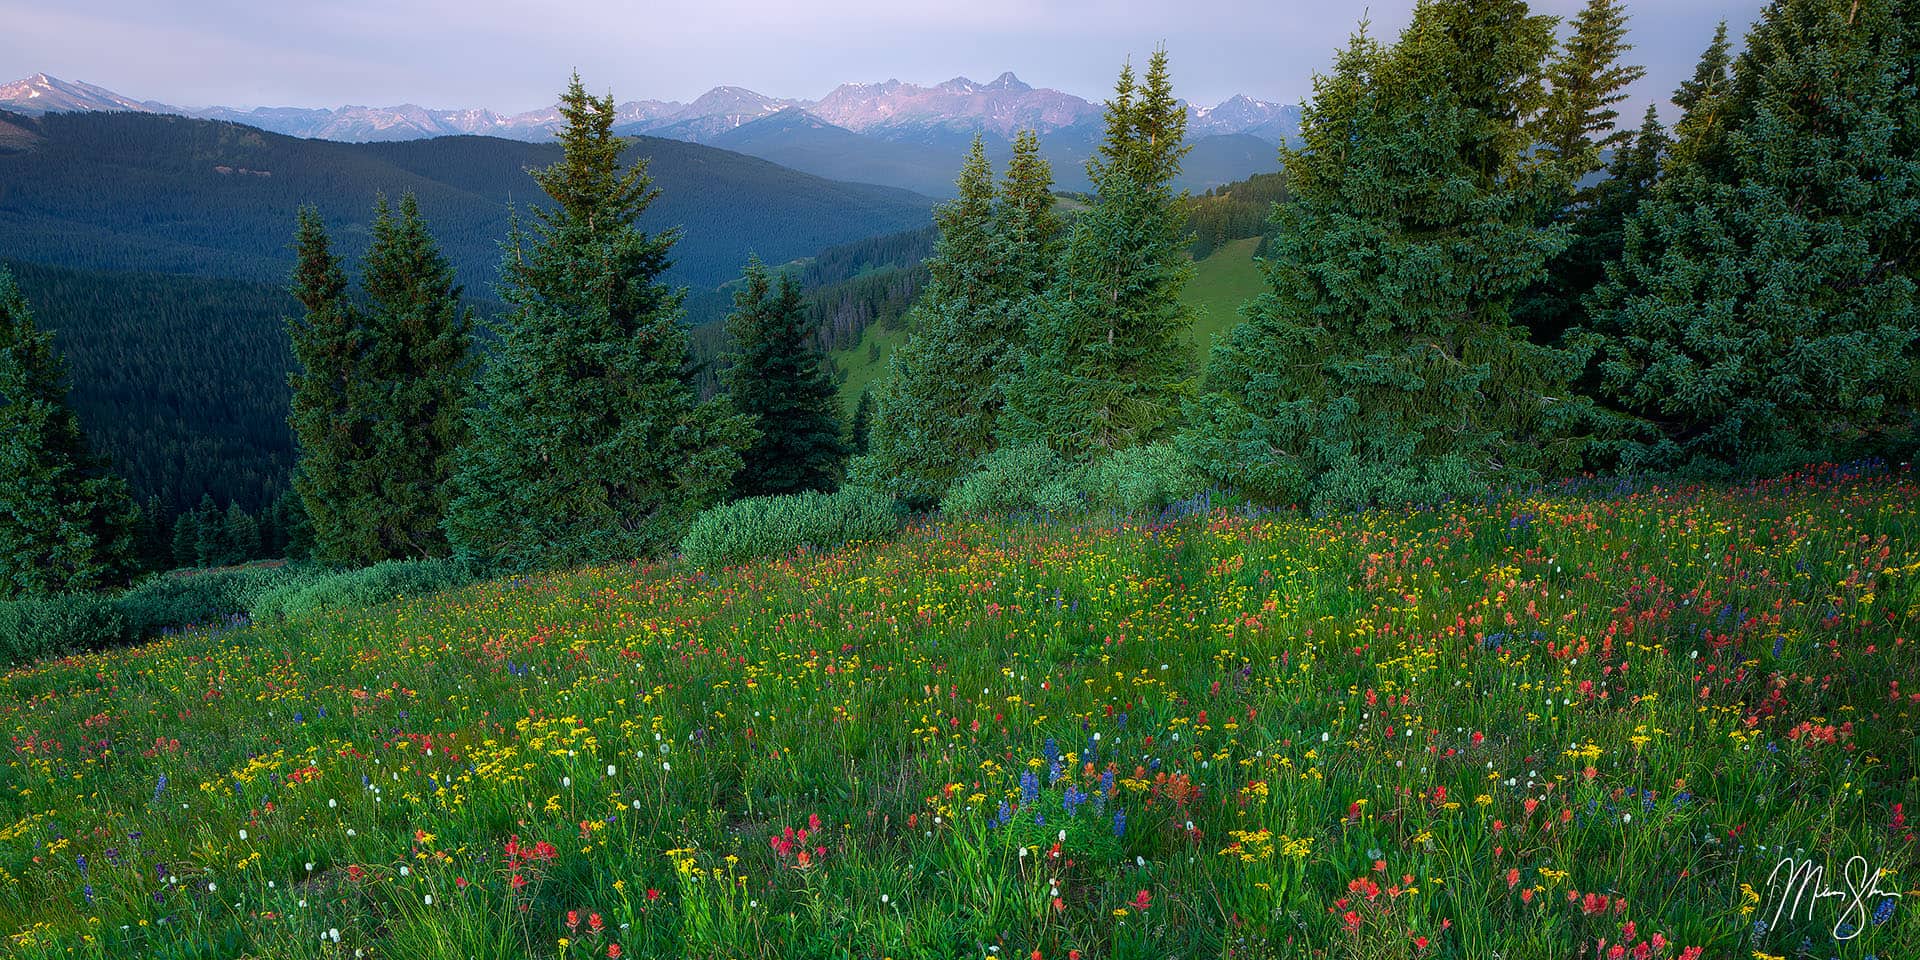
[2,0,1766,118]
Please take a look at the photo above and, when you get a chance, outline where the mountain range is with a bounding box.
[1,72,1297,195]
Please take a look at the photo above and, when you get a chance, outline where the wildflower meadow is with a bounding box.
[3,463,1917,959]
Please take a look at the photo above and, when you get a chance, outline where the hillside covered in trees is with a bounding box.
[4,0,1916,600]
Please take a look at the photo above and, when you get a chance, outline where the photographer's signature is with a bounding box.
[1760,855,1902,941]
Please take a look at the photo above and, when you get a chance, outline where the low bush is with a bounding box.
[249,559,473,622]
[0,593,130,666]
[939,443,1083,516]
[680,488,904,569]
[112,563,310,638]
[1078,442,1206,514]
[942,442,1207,518]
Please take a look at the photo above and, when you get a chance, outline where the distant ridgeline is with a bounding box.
[0,109,935,514]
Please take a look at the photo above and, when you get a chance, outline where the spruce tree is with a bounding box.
[218,501,260,566]
[0,267,138,597]
[1181,4,1587,512]
[133,495,173,574]
[995,130,1064,329]
[271,485,312,561]
[849,389,873,456]
[1514,0,1647,342]
[1000,50,1195,459]
[446,75,752,571]
[170,507,200,569]
[286,206,378,566]
[721,257,846,498]
[1672,21,1733,131]
[855,138,1014,506]
[1535,0,1644,179]
[361,193,474,559]
[1586,0,1920,474]
[192,493,222,567]
[1542,105,1669,346]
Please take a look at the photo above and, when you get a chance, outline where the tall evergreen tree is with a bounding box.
[1182,4,1588,512]
[360,193,474,559]
[721,257,846,498]
[192,493,222,567]
[170,506,201,569]
[1000,50,1195,459]
[446,75,752,571]
[1535,0,1645,179]
[1535,105,1671,349]
[849,389,873,456]
[132,495,173,574]
[996,130,1065,320]
[285,206,378,566]
[270,485,312,561]
[1514,0,1646,342]
[217,500,261,566]
[1672,21,1733,124]
[855,137,1023,506]
[0,267,138,597]
[1667,21,1739,178]
[1586,0,1920,474]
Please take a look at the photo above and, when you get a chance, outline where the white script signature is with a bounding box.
[1761,855,1902,941]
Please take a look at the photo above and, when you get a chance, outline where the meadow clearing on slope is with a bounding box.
[2,464,1917,959]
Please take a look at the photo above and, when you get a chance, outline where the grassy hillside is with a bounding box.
[1178,236,1265,365]
[1,466,1915,956]
[830,319,914,409]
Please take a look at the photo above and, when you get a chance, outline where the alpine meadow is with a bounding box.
[1,0,1917,958]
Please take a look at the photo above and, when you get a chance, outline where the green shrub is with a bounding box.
[0,593,129,666]
[249,559,473,622]
[939,444,1083,516]
[0,595,119,664]
[112,563,310,638]
[680,488,904,569]
[941,442,1206,519]
[1078,442,1206,514]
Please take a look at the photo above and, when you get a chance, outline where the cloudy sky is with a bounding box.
[4,0,1766,116]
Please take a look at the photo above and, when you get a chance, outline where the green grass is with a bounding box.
[1179,236,1266,366]
[830,320,912,410]
[1,464,1915,958]
[832,237,1267,407]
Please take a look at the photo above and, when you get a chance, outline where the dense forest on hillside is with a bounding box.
[1185,170,1286,257]
[3,261,295,514]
